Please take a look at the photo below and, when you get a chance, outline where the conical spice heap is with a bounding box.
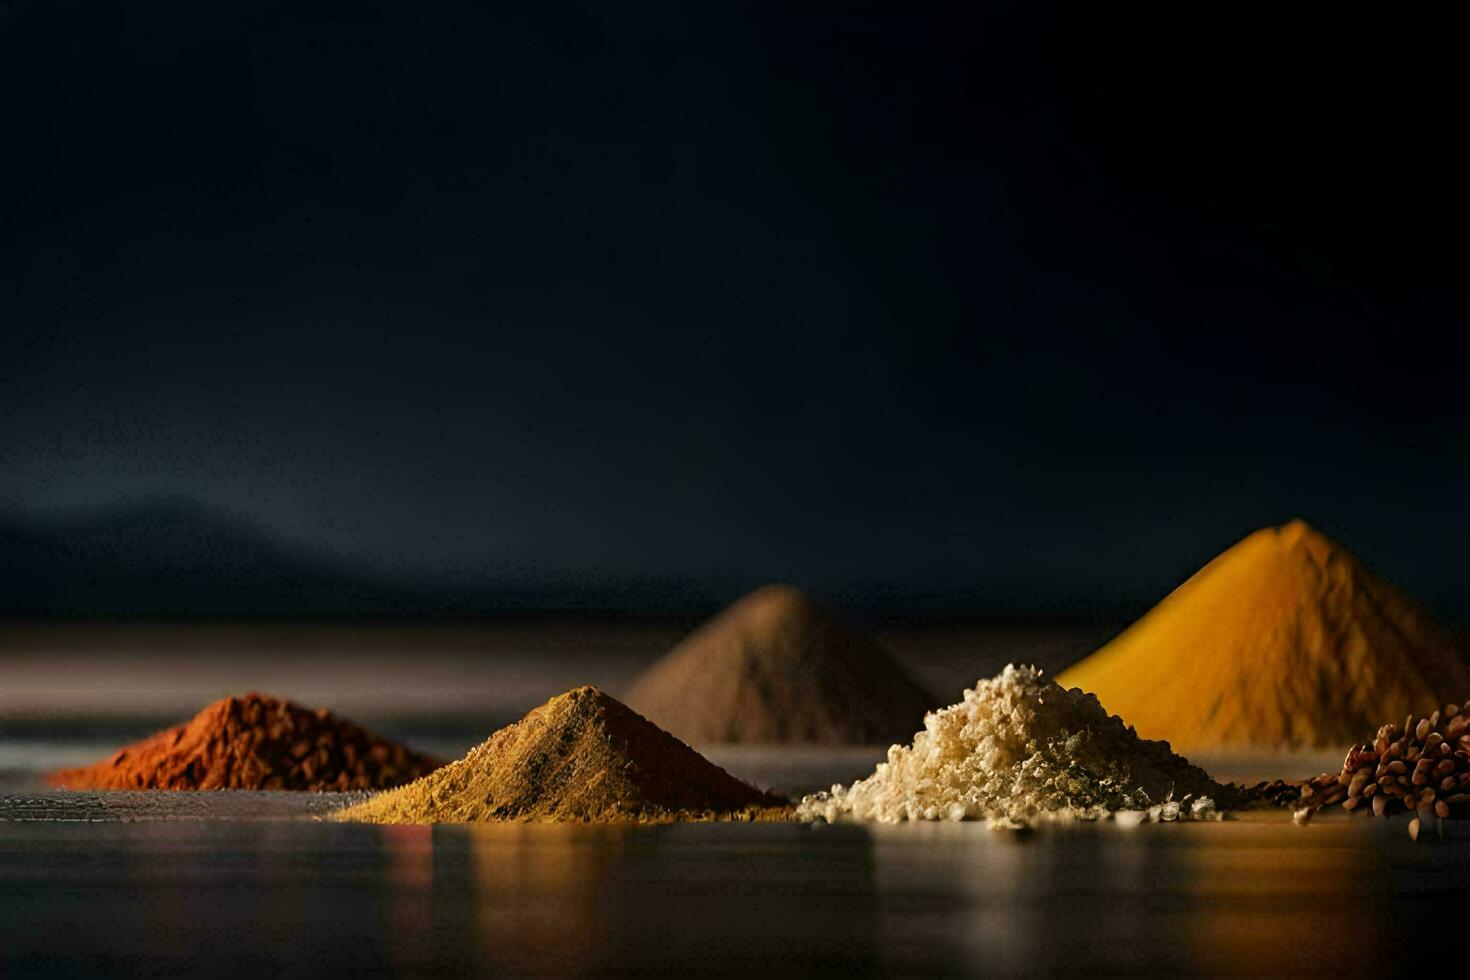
[333,686,787,824]
[1058,520,1470,752]
[797,664,1230,826]
[625,584,934,746]
[47,693,442,791]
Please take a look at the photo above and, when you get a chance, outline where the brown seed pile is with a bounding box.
[1231,779,1308,809]
[1293,701,1470,839]
[625,584,934,746]
[46,693,442,791]
[333,686,788,824]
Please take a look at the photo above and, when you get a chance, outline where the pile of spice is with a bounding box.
[1058,520,1470,752]
[333,686,787,824]
[1291,701,1470,839]
[46,693,442,791]
[797,664,1226,827]
[625,584,933,746]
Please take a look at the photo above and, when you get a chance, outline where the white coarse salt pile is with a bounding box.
[797,664,1227,828]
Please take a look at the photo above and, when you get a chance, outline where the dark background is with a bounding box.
[2,2,1466,618]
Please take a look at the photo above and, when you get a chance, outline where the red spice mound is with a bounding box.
[46,693,442,791]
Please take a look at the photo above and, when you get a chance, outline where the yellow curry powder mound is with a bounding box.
[1058,520,1470,752]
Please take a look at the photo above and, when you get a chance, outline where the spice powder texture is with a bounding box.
[46,693,442,791]
[333,686,788,823]
[626,584,933,746]
[1058,520,1470,752]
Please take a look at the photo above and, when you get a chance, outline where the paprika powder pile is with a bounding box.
[47,692,441,791]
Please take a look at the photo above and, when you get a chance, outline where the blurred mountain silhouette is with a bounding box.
[0,497,729,616]
[0,497,423,615]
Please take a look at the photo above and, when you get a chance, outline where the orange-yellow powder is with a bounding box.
[1057,520,1470,752]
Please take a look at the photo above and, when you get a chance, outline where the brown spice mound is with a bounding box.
[625,584,934,746]
[46,693,442,791]
[333,686,788,823]
[1058,520,1470,751]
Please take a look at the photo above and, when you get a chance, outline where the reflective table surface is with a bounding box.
[3,786,1468,977]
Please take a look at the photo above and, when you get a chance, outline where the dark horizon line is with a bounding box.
[5,494,1470,625]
